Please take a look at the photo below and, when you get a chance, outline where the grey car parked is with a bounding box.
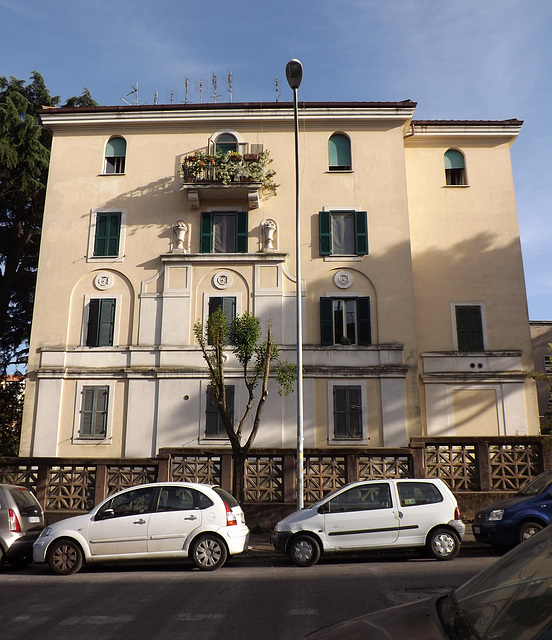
[0,484,44,568]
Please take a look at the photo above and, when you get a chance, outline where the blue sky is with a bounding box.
[2,0,551,318]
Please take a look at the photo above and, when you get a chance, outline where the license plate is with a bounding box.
[473,526,480,534]
[28,517,41,523]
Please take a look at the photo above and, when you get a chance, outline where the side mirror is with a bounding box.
[97,508,115,521]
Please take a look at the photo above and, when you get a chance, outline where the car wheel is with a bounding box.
[48,539,84,575]
[426,528,460,561]
[517,521,545,545]
[191,535,228,571]
[289,535,321,567]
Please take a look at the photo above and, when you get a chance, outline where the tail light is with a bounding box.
[224,501,237,526]
[8,509,21,533]
[454,506,462,521]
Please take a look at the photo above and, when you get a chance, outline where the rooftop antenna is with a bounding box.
[184,78,189,104]
[222,71,233,103]
[275,78,281,102]
[153,91,158,105]
[198,79,203,104]
[211,73,218,103]
[170,90,175,104]
[121,82,139,106]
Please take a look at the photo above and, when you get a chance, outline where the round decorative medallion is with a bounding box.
[94,272,114,290]
[213,271,232,290]
[334,270,353,289]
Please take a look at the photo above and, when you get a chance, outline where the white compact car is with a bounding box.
[33,482,249,574]
[271,478,465,566]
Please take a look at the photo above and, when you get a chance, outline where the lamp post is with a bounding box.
[286,59,304,510]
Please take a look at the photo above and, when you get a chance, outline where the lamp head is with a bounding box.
[285,59,303,90]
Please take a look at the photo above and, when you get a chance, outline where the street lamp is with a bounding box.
[286,59,304,510]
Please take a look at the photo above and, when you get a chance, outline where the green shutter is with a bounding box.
[235,211,248,253]
[106,137,126,158]
[319,211,332,256]
[86,299,100,346]
[456,305,483,352]
[444,150,465,170]
[357,297,371,346]
[354,211,368,255]
[200,212,213,253]
[94,213,121,257]
[320,298,334,345]
[328,134,351,170]
[86,299,115,347]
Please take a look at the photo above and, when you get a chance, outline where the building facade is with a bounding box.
[20,101,539,458]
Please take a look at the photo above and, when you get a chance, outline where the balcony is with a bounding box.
[181,150,277,209]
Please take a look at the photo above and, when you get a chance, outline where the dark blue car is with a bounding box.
[473,470,552,549]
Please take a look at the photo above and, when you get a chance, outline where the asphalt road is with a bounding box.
[0,540,501,640]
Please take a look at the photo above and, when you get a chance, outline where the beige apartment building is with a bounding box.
[19,101,539,459]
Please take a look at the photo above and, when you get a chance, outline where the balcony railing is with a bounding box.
[181,150,277,195]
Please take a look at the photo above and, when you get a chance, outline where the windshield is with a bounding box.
[518,471,552,497]
[441,528,552,639]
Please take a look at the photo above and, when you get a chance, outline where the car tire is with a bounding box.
[289,535,321,567]
[191,535,228,571]
[426,528,460,561]
[9,554,33,569]
[517,521,545,545]
[48,539,84,575]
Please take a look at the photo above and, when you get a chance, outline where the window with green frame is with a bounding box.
[80,385,108,439]
[319,210,368,256]
[104,137,126,174]
[200,211,248,253]
[93,212,121,257]
[86,298,116,347]
[333,385,363,440]
[205,385,234,439]
[320,297,371,346]
[328,133,352,171]
[455,305,484,352]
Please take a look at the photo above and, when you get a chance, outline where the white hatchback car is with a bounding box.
[33,482,249,574]
[271,478,465,566]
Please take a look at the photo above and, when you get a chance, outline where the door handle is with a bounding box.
[398,511,404,519]
[133,518,147,525]
[184,515,197,521]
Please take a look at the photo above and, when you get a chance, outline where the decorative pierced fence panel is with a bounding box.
[0,462,40,492]
[245,456,284,502]
[304,456,346,503]
[489,444,541,491]
[425,444,478,491]
[358,455,412,480]
[170,455,222,485]
[47,465,96,510]
[106,464,158,496]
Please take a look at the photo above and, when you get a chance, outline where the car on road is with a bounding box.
[0,483,44,568]
[271,478,465,566]
[33,482,249,574]
[305,518,552,639]
[473,470,552,549]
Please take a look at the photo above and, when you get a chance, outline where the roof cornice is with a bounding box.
[410,119,523,138]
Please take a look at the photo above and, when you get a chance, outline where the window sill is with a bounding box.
[99,172,126,177]
[323,255,363,262]
[329,438,370,445]
[72,437,112,445]
[443,184,469,188]
[326,169,353,173]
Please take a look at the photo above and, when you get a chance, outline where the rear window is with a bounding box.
[8,487,41,515]
[397,482,444,507]
[213,487,239,508]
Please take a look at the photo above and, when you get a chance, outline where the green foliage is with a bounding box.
[0,72,97,373]
[0,379,24,456]
[194,310,296,500]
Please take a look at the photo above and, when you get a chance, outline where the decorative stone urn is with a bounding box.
[262,219,277,252]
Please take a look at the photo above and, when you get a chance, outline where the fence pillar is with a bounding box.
[94,464,108,506]
[346,454,358,483]
[221,454,233,493]
[157,455,171,482]
[476,441,491,491]
[409,441,426,478]
[36,462,49,511]
[283,453,296,503]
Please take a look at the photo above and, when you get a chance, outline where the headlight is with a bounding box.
[38,527,52,538]
[488,510,504,521]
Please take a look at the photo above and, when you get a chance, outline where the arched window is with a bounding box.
[104,137,126,174]
[215,133,238,154]
[328,133,351,171]
[444,149,466,186]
